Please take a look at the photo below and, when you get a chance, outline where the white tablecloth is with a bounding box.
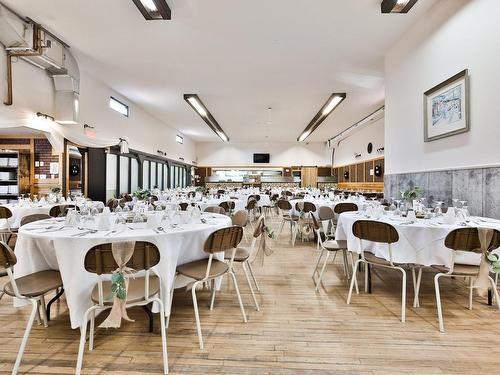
[14,212,232,329]
[335,212,500,267]
[1,201,104,229]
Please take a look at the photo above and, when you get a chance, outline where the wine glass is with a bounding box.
[452,198,459,209]
[434,201,444,216]
[459,200,467,208]
[394,199,402,216]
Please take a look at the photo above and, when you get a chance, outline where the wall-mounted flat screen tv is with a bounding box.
[253,153,270,163]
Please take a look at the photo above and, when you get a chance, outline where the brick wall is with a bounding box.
[34,139,59,179]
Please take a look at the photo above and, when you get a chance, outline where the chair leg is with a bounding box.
[434,273,445,333]
[396,267,407,323]
[209,279,217,311]
[0,290,4,302]
[364,263,369,293]
[488,276,500,309]
[350,252,359,294]
[341,250,349,278]
[469,277,474,310]
[312,249,325,281]
[242,262,260,311]
[229,271,247,323]
[40,296,48,328]
[347,259,362,304]
[166,281,175,329]
[247,262,260,291]
[191,281,204,350]
[315,252,331,292]
[46,287,65,322]
[277,220,285,240]
[12,299,38,375]
[152,297,169,374]
[89,309,96,351]
[76,306,98,375]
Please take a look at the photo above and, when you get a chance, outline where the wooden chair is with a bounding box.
[179,202,189,211]
[0,206,16,244]
[20,214,51,227]
[276,199,299,245]
[311,215,357,293]
[347,220,407,322]
[204,206,226,215]
[245,198,259,224]
[76,241,167,374]
[429,228,500,332]
[317,206,335,249]
[224,213,261,311]
[172,226,247,349]
[219,201,235,215]
[106,198,120,211]
[49,204,78,217]
[0,241,63,375]
[232,209,249,242]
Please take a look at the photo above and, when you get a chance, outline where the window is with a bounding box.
[130,158,139,193]
[176,135,183,144]
[119,156,129,194]
[109,96,129,117]
[150,162,157,188]
[142,161,150,189]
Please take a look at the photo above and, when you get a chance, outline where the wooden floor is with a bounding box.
[1,219,500,374]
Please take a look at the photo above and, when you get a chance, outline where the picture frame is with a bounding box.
[424,69,469,142]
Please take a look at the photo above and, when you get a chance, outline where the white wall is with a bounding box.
[333,118,384,166]
[0,48,195,163]
[385,0,500,174]
[196,141,330,167]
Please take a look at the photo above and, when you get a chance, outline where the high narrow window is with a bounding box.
[109,96,129,117]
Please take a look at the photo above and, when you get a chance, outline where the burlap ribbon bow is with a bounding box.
[251,216,274,266]
[473,227,494,297]
[99,241,136,328]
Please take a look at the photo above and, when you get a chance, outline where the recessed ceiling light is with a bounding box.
[381,0,418,13]
[184,94,230,142]
[132,0,171,20]
[297,93,346,142]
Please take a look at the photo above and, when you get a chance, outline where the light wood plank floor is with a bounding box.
[1,220,500,374]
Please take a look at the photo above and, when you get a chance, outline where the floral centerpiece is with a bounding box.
[400,186,422,211]
[487,253,500,274]
[133,188,151,201]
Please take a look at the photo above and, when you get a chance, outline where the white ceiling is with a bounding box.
[3,0,438,143]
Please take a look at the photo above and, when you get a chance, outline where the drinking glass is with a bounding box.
[452,198,459,209]
[434,201,444,216]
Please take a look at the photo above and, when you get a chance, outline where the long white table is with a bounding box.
[14,212,231,329]
[335,212,500,267]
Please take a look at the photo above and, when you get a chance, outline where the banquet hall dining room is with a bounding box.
[1,0,500,374]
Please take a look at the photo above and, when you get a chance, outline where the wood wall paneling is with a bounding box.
[334,157,385,190]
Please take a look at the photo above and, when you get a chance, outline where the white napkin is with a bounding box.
[98,212,112,231]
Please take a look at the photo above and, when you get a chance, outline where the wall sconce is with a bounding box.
[354,153,361,158]
[179,157,185,161]
[377,147,385,154]
[157,150,166,156]
[36,112,55,121]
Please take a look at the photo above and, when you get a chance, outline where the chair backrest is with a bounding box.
[444,228,500,253]
[334,202,358,215]
[120,194,133,202]
[20,214,51,227]
[0,206,13,220]
[271,194,279,202]
[248,194,260,202]
[318,206,335,221]
[106,198,120,210]
[49,204,78,217]
[277,199,292,211]
[246,198,257,210]
[352,220,399,244]
[219,201,235,212]
[232,210,248,227]
[204,206,226,215]
[179,202,189,211]
[148,195,159,203]
[84,241,160,275]
[0,241,16,270]
[203,226,243,254]
[187,191,196,198]
[285,191,293,197]
[217,189,226,195]
[296,201,316,213]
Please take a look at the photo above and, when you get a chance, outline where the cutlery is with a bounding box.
[71,230,98,237]
[104,230,117,237]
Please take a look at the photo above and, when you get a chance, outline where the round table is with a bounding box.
[14,212,232,329]
[335,211,500,267]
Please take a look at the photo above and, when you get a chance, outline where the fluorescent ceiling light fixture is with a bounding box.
[184,94,230,142]
[381,0,418,13]
[297,93,346,142]
[176,135,184,144]
[328,106,385,145]
[109,96,129,117]
[132,0,171,20]
[187,96,207,117]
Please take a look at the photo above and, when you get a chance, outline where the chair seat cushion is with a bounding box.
[283,214,299,221]
[4,270,62,298]
[224,247,250,262]
[177,259,229,280]
[322,240,344,250]
[431,263,480,276]
[363,251,392,266]
[91,275,160,305]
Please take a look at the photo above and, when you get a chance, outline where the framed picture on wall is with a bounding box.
[424,69,469,142]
